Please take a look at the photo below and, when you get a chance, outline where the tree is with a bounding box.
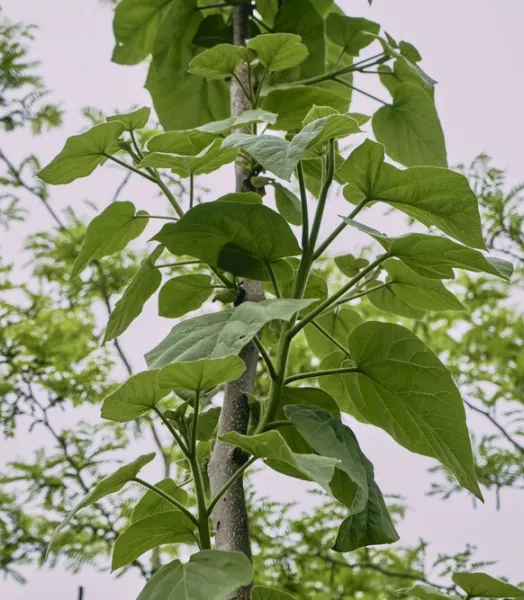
[2,2,524,599]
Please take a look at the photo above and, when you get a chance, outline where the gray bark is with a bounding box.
[207,5,263,599]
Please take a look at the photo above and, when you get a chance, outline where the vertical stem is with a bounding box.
[297,162,309,254]
[189,173,195,209]
[207,6,259,598]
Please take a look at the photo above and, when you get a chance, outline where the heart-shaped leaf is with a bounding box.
[189,43,241,80]
[158,274,214,318]
[247,33,309,71]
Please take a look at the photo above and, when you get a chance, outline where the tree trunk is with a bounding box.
[207,5,263,600]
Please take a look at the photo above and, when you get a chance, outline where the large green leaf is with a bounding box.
[274,0,325,78]
[157,355,246,391]
[137,550,253,600]
[48,453,155,554]
[248,33,308,71]
[189,43,241,80]
[107,107,151,131]
[139,139,239,177]
[263,86,350,131]
[222,430,338,485]
[104,246,163,342]
[452,573,524,598]
[304,306,362,359]
[372,232,513,280]
[158,274,214,318]
[146,299,315,368]
[317,351,363,416]
[101,370,170,422]
[373,83,447,167]
[325,13,379,56]
[339,140,485,249]
[112,512,195,570]
[112,0,173,64]
[72,202,148,277]
[132,478,189,522]
[341,321,482,499]
[153,201,301,279]
[38,122,124,184]
[285,405,399,552]
[370,259,466,314]
[251,586,297,600]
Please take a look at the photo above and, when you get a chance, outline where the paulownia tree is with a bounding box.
[27,1,523,599]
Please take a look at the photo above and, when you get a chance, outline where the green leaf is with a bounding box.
[139,139,238,177]
[153,201,301,280]
[111,0,173,65]
[368,281,427,320]
[379,60,435,99]
[112,512,195,570]
[251,586,297,600]
[189,44,241,80]
[256,0,278,27]
[193,13,233,48]
[72,202,148,278]
[48,453,155,555]
[157,355,246,391]
[285,405,399,552]
[452,573,524,598]
[38,122,125,184]
[193,407,221,441]
[196,109,278,134]
[107,107,151,131]
[374,232,513,280]
[340,140,486,249]
[403,583,457,600]
[371,259,466,313]
[101,371,170,422]
[104,246,163,342]
[132,478,189,522]
[262,86,350,131]
[146,299,315,368]
[222,430,338,485]
[158,274,214,318]
[301,110,362,145]
[334,254,369,278]
[326,13,379,56]
[279,269,327,313]
[274,183,302,225]
[137,550,253,600]
[341,321,482,499]
[305,306,362,359]
[373,83,447,167]
[248,33,308,71]
[148,130,217,155]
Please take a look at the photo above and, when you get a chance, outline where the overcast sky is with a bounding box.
[1,1,524,599]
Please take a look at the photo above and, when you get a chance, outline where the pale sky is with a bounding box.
[1,1,524,599]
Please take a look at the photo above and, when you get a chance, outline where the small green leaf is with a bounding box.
[157,356,246,391]
[148,130,217,155]
[402,583,457,600]
[139,138,239,177]
[137,550,253,600]
[189,43,241,80]
[305,306,362,359]
[48,453,155,555]
[371,259,466,313]
[452,572,524,598]
[193,407,221,441]
[262,86,350,131]
[373,83,447,167]
[279,270,327,313]
[274,183,302,226]
[340,140,486,249]
[132,478,189,522]
[153,201,300,280]
[72,202,148,278]
[326,13,379,56]
[104,246,163,342]
[158,274,214,318]
[342,321,482,499]
[197,109,278,134]
[101,371,170,422]
[112,512,195,571]
[216,192,263,204]
[107,106,151,131]
[334,254,369,278]
[146,299,315,368]
[222,430,338,486]
[38,122,124,184]
[247,33,308,71]
[251,586,297,600]
[223,133,290,179]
